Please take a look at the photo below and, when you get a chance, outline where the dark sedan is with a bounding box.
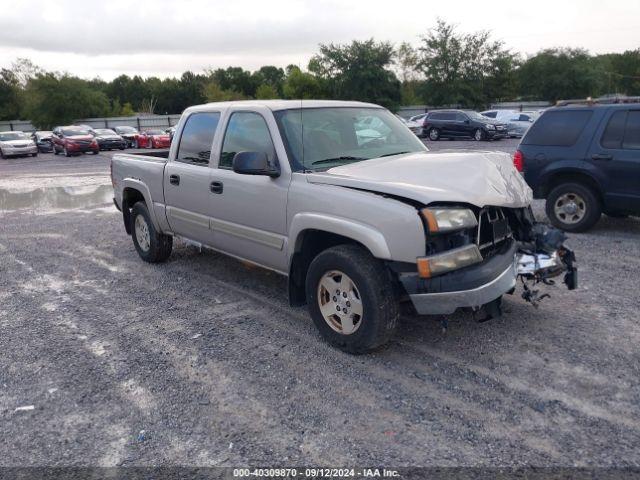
[421,110,508,141]
[31,131,54,152]
[93,129,126,151]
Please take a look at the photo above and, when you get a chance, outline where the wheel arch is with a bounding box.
[287,219,391,307]
[538,168,604,204]
[121,179,161,235]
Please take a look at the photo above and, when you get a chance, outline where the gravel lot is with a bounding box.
[1,139,639,468]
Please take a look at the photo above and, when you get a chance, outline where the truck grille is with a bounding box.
[476,207,512,257]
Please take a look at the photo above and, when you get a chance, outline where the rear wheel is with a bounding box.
[130,201,173,263]
[305,244,399,354]
[546,182,601,232]
[428,128,440,141]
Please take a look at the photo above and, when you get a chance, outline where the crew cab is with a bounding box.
[52,126,99,156]
[515,103,640,232]
[111,100,577,353]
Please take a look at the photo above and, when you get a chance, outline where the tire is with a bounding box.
[428,128,440,141]
[0,149,6,159]
[92,150,99,155]
[130,201,173,263]
[473,129,485,141]
[31,153,37,157]
[546,182,601,232]
[305,244,399,354]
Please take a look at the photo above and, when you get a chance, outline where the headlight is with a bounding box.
[486,124,495,130]
[417,244,483,278]
[421,207,478,233]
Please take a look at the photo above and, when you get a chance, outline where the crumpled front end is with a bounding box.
[400,205,577,318]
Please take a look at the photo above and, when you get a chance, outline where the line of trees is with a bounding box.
[1,20,639,128]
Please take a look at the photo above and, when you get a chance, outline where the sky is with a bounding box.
[0,0,638,80]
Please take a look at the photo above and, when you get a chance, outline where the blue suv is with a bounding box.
[515,103,640,232]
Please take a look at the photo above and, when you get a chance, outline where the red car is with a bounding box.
[139,129,171,149]
[52,126,99,156]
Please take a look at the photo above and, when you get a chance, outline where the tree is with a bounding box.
[417,19,518,107]
[255,84,278,99]
[208,67,259,98]
[203,81,247,102]
[254,66,285,96]
[282,66,325,99]
[309,39,401,109]
[0,69,23,120]
[518,48,606,101]
[24,73,110,128]
[596,49,640,96]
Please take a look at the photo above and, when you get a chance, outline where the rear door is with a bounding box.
[207,107,290,273]
[163,111,221,243]
[589,108,640,212]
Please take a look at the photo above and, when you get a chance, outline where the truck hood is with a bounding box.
[306,151,532,208]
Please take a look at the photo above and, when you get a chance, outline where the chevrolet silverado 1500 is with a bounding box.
[111,100,577,353]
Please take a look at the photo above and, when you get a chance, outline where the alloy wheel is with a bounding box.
[316,270,363,335]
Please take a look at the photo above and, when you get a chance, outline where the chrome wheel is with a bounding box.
[134,215,151,252]
[317,270,363,335]
[474,129,483,141]
[554,192,586,224]
[429,129,439,141]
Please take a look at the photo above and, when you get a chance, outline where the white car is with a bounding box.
[481,110,540,138]
[0,131,38,158]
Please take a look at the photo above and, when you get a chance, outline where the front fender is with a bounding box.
[288,212,392,265]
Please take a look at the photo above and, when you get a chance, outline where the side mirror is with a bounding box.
[232,151,280,177]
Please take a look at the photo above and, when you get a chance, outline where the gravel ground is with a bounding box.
[1,142,639,468]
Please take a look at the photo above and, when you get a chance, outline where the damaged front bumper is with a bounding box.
[402,224,577,316]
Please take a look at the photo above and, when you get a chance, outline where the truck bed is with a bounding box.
[111,151,169,209]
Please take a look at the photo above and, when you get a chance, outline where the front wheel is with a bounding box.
[546,182,601,232]
[474,128,485,141]
[130,201,173,263]
[64,146,71,157]
[305,244,399,354]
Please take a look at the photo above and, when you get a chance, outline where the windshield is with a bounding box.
[0,132,27,141]
[116,126,137,133]
[62,129,90,136]
[95,129,116,135]
[274,107,427,171]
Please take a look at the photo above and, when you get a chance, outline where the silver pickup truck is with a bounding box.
[111,100,577,353]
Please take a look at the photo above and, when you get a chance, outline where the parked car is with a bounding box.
[93,128,126,151]
[111,100,577,353]
[0,131,38,158]
[113,126,141,148]
[52,126,99,156]
[421,110,508,141]
[31,131,54,153]
[481,110,539,138]
[139,129,171,149]
[516,103,640,232]
[396,114,423,136]
[166,126,176,142]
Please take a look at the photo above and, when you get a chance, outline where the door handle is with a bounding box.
[592,153,613,161]
[169,174,180,185]
[210,181,224,194]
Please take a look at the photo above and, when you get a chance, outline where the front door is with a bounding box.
[207,108,290,273]
[163,111,221,243]
[589,109,640,212]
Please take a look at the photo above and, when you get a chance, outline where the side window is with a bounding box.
[623,111,640,150]
[484,112,497,118]
[176,112,220,165]
[601,111,627,149]
[522,110,593,147]
[220,112,276,169]
[455,113,468,122]
[428,113,441,120]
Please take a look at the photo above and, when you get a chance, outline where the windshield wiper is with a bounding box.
[311,156,365,166]
[378,151,411,158]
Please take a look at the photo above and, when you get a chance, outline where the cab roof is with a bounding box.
[187,99,383,113]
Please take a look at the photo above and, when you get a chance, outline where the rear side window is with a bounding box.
[220,112,276,169]
[176,112,220,166]
[601,111,627,149]
[522,110,593,147]
[428,112,443,120]
[623,111,640,150]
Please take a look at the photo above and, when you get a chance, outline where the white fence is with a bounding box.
[0,120,36,132]
[74,115,182,131]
